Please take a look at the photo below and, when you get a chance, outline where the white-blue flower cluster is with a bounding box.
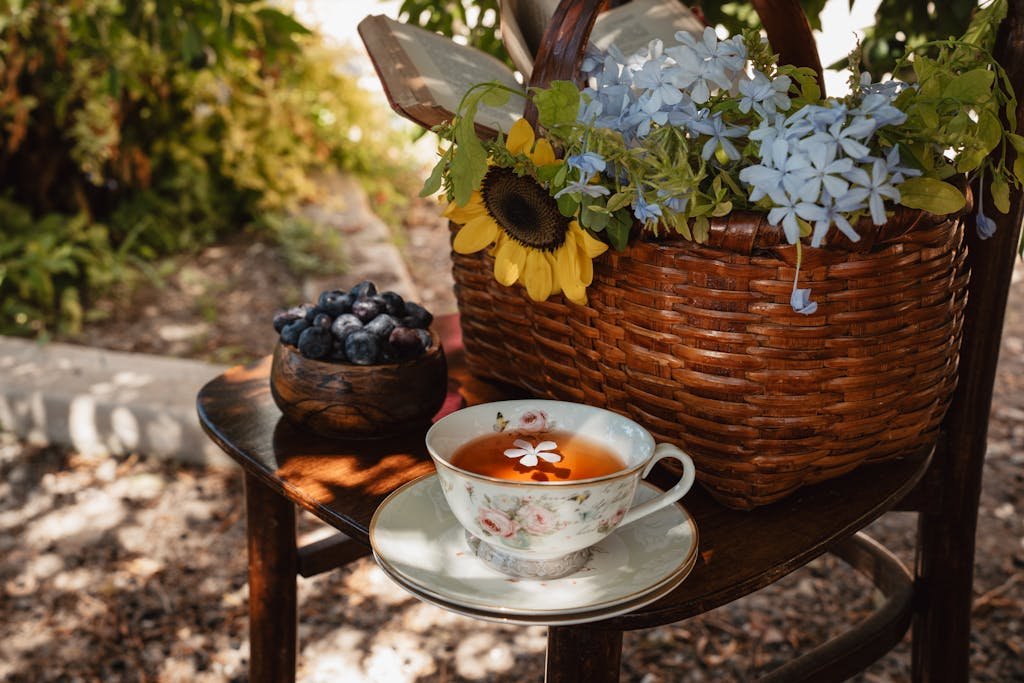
[570,28,923,314]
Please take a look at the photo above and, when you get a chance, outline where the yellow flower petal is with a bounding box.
[530,138,556,167]
[575,232,595,286]
[453,215,499,254]
[572,222,609,258]
[556,243,587,304]
[506,118,535,156]
[493,236,521,286]
[523,249,553,301]
[443,192,486,223]
[545,253,562,296]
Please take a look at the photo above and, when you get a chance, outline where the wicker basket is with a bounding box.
[452,209,967,508]
[449,0,970,508]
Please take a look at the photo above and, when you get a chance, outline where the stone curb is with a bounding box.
[0,336,232,467]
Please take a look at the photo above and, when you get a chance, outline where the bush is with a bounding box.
[0,0,416,334]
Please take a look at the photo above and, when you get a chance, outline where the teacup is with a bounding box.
[425,399,696,579]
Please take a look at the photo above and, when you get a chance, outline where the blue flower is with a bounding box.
[738,71,792,116]
[689,113,748,161]
[848,158,900,225]
[975,170,999,239]
[797,138,854,203]
[809,189,868,247]
[853,93,907,128]
[555,180,611,199]
[883,145,921,183]
[810,117,875,161]
[790,285,818,315]
[976,212,998,239]
[767,195,827,243]
[566,152,607,179]
[633,191,663,222]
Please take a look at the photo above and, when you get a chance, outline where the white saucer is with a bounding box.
[369,474,699,621]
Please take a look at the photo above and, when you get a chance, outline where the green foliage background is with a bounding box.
[0,0,416,335]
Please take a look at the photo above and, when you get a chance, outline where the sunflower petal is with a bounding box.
[572,222,609,258]
[545,253,562,296]
[493,236,520,286]
[453,215,499,254]
[530,138,556,166]
[576,234,595,286]
[506,119,535,156]
[556,243,587,304]
[443,192,486,223]
[523,250,553,301]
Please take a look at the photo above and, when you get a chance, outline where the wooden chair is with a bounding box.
[195,1,1024,680]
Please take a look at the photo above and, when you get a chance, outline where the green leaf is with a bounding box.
[978,110,1003,155]
[1013,154,1024,184]
[606,191,632,213]
[581,204,610,231]
[419,158,445,197]
[898,177,967,215]
[531,81,580,131]
[991,175,1011,213]
[481,88,511,108]
[556,193,579,218]
[942,69,995,103]
[605,211,632,251]
[449,138,487,206]
[535,162,563,182]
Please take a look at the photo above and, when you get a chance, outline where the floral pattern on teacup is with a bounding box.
[465,477,635,550]
[493,410,555,433]
[474,491,567,548]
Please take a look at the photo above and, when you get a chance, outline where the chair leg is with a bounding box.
[545,626,623,683]
[911,507,979,683]
[244,472,298,683]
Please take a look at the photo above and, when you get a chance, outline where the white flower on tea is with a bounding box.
[504,439,563,467]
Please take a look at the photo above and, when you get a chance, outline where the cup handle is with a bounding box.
[619,443,696,528]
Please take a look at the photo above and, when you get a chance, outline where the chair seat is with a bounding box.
[197,315,932,631]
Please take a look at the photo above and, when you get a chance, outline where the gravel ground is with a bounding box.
[3,196,1021,681]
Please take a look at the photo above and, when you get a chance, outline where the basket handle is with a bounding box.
[524,0,825,127]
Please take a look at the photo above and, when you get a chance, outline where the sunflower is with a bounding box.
[444,119,608,305]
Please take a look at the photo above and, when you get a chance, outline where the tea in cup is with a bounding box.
[425,400,696,579]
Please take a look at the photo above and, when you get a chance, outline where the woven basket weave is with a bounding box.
[452,208,968,509]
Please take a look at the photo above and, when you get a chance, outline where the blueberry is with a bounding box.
[414,328,433,352]
[297,326,333,360]
[273,308,303,333]
[344,330,380,365]
[318,289,350,316]
[388,326,422,359]
[349,280,378,299]
[402,301,433,329]
[351,297,382,323]
[330,339,349,362]
[378,291,406,317]
[330,314,362,340]
[280,319,310,347]
[312,313,333,329]
[365,313,398,339]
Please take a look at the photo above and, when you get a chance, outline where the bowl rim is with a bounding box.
[273,325,442,370]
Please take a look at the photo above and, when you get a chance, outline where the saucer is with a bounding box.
[369,474,698,618]
[375,543,698,626]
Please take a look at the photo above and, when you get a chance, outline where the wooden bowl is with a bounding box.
[269,333,447,438]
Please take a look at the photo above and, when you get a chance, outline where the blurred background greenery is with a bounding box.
[0,0,981,337]
[0,0,418,336]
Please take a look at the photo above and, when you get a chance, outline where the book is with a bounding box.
[500,0,703,78]
[358,0,703,136]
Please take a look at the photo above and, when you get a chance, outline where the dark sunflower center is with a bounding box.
[481,167,569,251]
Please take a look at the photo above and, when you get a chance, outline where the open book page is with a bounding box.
[593,0,705,55]
[499,0,704,78]
[358,15,524,135]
